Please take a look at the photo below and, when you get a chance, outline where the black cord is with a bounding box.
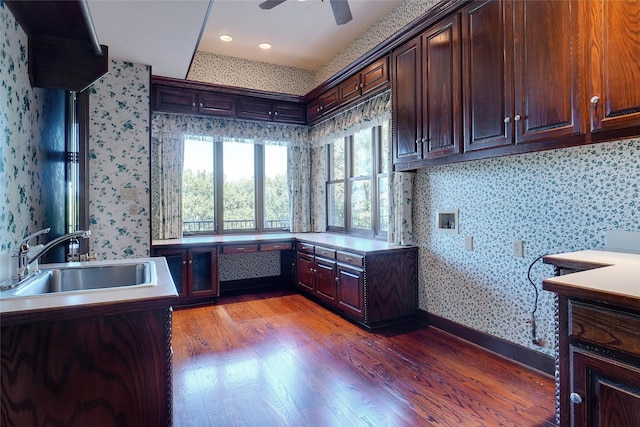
[527,254,548,346]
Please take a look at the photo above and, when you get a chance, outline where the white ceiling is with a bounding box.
[88,0,402,79]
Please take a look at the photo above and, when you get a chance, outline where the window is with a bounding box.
[182,136,289,235]
[326,122,390,238]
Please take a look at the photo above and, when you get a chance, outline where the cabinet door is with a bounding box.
[198,92,236,117]
[422,13,461,159]
[315,258,337,306]
[296,252,315,294]
[153,248,187,297]
[393,36,423,163]
[462,0,512,152]
[319,87,340,115]
[188,247,218,298]
[237,97,273,121]
[339,74,362,105]
[361,57,389,97]
[513,0,582,144]
[307,98,322,123]
[337,263,365,320]
[273,102,306,124]
[571,346,640,427]
[153,86,197,114]
[588,0,640,133]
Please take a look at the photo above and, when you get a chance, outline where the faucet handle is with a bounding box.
[18,228,51,252]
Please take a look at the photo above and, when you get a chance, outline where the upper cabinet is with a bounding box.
[588,0,640,137]
[237,97,306,124]
[152,77,306,125]
[393,14,461,164]
[461,0,582,152]
[307,56,390,125]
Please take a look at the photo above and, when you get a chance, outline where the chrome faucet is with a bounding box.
[10,228,91,283]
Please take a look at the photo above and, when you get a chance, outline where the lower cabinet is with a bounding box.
[295,242,417,328]
[554,296,640,426]
[153,246,219,305]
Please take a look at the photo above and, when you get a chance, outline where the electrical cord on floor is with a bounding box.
[527,254,548,346]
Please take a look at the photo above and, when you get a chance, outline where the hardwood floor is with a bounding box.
[172,290,555,427]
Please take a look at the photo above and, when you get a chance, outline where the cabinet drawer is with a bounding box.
[336,251,364,266]
[315,246,336,259]
[260,242,292,251]
[569,300,640,358]
[222,244,259,254]
[297,242,314,254]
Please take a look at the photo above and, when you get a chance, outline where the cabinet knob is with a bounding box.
[335,277,339,282]
[360,83,363,88]
[192,102,196,107]
[570,392,583,404]
[268,111,272,115]
[188,259,193,265]
[504,117,511,123]
[200,103,203,108]
[590,95,600,105]
[274,111,278,116]
[182,260,187,265]
[309,268,314,273]
[514,114,522,122]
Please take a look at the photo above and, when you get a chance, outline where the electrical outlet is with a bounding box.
[464,236,473,251]
[513,240,524,257]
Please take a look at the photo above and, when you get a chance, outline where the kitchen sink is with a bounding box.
[1,261,156,298]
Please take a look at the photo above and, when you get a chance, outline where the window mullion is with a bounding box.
[255,144,264,232]
[214,141,223,233]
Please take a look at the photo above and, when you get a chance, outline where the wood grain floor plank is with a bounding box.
[172,290,555,426]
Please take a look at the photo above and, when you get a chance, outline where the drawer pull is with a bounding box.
[570,393,583,404]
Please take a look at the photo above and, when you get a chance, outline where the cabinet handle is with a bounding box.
[236,247,245,251]
[504,117,511,123]
[514,114,521,122]
[590,95,599,105]
[570,393,583,404]
[360,83,363,88]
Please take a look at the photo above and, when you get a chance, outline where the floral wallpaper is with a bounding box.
[0,2,49,254]
[187,0,437,94]
[413,138,640,356]
[187,52,314,96]
[88,60,151,260]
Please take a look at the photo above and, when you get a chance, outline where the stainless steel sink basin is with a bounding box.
[1,261,156,298]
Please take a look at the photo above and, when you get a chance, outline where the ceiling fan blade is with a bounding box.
[330,0,352,25]
[259,0,287,10]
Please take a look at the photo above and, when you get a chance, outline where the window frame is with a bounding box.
[326,123,389,239]
[183,137,290,236]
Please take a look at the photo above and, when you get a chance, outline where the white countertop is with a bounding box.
[543,250,640,302]
[0,257,178,318]
[153,232,414,254]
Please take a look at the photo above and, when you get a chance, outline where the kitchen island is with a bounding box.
[0,257,179,426]
[543,250,640,427]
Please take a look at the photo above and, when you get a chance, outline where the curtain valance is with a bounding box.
[309,90,391,146]
[152,113,310,147]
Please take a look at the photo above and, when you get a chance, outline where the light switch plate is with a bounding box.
[465,236,473,251]
[513,240,524,257]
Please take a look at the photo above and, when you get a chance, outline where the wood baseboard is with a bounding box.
[415,309,555,376]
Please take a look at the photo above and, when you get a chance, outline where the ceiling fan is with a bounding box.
[259,0,353,26]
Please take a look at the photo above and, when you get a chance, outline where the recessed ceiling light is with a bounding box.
[220,34,233,42]
[259,42,272,50]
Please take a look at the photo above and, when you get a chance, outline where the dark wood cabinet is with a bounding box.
[152,77,306,125]
[462,0,582,152]
[153,246,219,305]
[393,14,461,163]
[336,262,364,320]
[587,0,640,136]
[295,241,417,328]
[392,36,423,163]
[571,346,640,426]
[237,97,306,124]
[307,87,340,121]
[339,56,390,106]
